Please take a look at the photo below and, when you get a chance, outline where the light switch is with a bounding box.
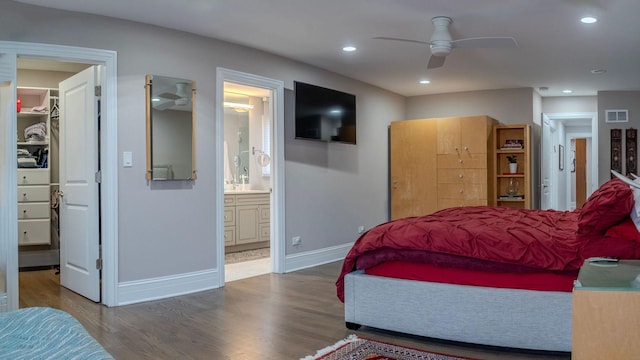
[123,151,133,167]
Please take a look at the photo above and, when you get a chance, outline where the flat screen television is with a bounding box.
[294,81,356,144]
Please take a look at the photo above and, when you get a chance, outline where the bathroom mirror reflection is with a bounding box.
[223,83,271,191]
[145,75,196,180]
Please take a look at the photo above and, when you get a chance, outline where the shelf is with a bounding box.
[18,111,49,117]
[18,141,48,146]
[493,124,531,209]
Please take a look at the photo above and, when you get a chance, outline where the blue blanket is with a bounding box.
[0,307,113,360]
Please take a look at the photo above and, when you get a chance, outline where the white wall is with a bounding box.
[1,1,404,286]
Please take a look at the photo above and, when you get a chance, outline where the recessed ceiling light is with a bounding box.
[562,89,573,94]
[538,86,549,91]
[581,16,597,24]
[419,80,430,84]
[591,68,607,74]
[342,46,357,52]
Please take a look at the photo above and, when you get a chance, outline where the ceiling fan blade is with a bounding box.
[372,36,430,46]
[452,37,517,49]
[158,92,181,100]
[427,55,446,69]
[154,100,176,111]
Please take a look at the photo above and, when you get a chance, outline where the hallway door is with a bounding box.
[59,66,100,302]
[575,138,587,209]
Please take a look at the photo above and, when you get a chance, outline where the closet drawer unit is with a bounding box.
[18,186,50,202]
[259,223,270,242]
[437,183,487,201]
[17,169,49,185]
[437,154,487,169]
[224,207,235,226]
[437,198,487,209]
[224,227,236,246]
[18,203,50,220]
[437,169,487,184]
[18,220,51,245]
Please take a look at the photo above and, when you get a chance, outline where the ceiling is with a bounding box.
[13,0,640,97]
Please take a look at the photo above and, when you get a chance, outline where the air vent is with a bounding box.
[606,109,629,123]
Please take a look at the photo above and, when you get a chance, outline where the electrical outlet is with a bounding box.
[358,226,365,234]
[292,236,301,246]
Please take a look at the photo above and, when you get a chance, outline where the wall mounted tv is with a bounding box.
[294,81,356,144]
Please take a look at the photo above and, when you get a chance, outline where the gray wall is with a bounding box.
[406,87,535,125]
[597,91,640,184]
[1,1,404,282]
[542,96,597,113]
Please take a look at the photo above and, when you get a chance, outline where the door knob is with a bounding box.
[58,190,65,197]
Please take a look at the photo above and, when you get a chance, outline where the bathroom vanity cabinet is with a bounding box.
[224,192,270,252]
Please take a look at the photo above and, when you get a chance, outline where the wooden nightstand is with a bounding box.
[572,259,640,359]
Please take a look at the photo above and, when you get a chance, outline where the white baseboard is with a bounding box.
[116,242,353,306]
[284,243,352,273]
[117,268,220,306]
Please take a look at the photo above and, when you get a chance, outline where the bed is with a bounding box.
[337,177,640,352]
[0,307,114,359]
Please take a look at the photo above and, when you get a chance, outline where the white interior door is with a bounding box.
[59,66,100,301]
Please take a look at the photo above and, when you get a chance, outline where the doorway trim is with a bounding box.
[544,112,598,210]
[0,41,118,309]
[215,68,285,284]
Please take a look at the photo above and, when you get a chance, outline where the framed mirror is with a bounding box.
[145,75,196,180]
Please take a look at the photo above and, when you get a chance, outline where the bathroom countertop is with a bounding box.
[224,189,270,195]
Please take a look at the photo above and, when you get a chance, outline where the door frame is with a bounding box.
[215,68,285,284]
[543,112,598,210]
[0,41,118,309]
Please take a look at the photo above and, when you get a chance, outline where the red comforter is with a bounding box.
[336,178,640,302]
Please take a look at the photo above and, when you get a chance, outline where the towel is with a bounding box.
[24,122,46,141]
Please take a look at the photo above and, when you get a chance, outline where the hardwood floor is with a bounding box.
[18,262,571,360]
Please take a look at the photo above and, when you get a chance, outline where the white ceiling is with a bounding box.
[13,0,640,97]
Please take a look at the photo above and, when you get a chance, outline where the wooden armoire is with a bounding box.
[390,115,497,220]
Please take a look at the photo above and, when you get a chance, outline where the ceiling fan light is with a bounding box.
[430,42,452,57]
[175,82,190,99]
[174,98,189,106]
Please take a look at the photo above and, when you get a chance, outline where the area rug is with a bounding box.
[225,247,269,264]
[301,335,474,360]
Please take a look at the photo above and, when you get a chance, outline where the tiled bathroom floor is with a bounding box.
[224,257,270,282]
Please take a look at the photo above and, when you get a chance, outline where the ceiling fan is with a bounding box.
[154,82,191,110]
[374,16,517,69]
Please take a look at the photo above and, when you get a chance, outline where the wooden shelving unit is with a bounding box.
[492,125,531,209]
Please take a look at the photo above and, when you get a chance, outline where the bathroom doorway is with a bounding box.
[216,68,285,285]
[223,82,271,281]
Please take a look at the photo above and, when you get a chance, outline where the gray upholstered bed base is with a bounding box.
[344,270,572,352]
